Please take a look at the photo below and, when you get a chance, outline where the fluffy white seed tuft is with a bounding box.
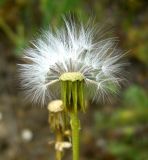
[18,18,127,105]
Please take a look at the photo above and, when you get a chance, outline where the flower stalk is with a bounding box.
[48,100,69,160]
[60,72,85,160]
[19,17,128,160]
[70,112,80,160]
[55,130,63,160]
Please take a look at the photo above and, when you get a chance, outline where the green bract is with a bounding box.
[60,72,85,113]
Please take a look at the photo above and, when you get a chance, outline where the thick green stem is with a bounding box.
[60,73,85,160]
[70,112,80,160]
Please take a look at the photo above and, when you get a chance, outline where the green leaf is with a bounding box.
[123,85,148,108]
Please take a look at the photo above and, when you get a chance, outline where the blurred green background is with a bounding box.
[0,0,147,160]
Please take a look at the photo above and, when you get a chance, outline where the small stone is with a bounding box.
[21,129,33,142]
[0,112,3,121]
[96,139,106,148]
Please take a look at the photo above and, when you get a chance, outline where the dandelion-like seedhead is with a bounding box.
[18,18,127,106]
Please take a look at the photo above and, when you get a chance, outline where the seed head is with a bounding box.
[18,18,127,105]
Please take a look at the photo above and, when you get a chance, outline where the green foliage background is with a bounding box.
[0,0,147,160]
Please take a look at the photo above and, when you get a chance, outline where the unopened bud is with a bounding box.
[55,141,72,152]
[64,130,71,136]
[48,100,63,113]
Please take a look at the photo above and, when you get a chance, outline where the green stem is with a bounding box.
[0,18,18,44]
[70,112,80,160]
[56,130,63,160]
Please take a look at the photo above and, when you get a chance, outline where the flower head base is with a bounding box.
[60,72,85,113]
[61,80,85,113]
[59,72,84,82]
[19,18,127,106]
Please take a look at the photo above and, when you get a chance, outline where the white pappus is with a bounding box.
[18,18,127,105]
